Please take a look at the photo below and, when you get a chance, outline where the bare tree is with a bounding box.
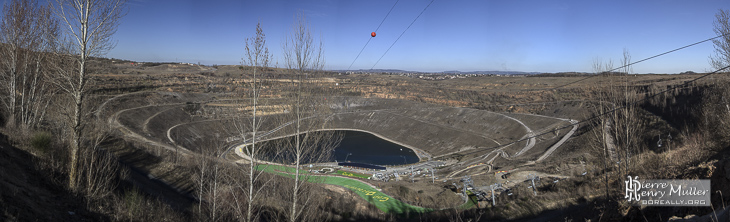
[590,53,645,204]
[281,13,334,222]
[711,9,730,71]
[591,50,644,185]
[235,21,273,222]
[194,144,211,218]
[194,138,225,221]
[0,0,58,129]
[50,0,127,190]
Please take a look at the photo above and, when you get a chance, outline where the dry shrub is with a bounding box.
[673,132,713,163]
[630,132,714,180]
[30,131,52,154]
[632,151,666,178]
[113,188,183,221]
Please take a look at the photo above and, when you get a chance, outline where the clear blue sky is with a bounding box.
[102,0,727,73]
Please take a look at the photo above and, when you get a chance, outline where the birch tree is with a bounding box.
[50,0,127,190]
[195,137,224,221]
[281,13,338,222]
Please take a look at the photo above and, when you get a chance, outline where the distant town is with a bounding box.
[336,69,702,80]
[337,69,545,80]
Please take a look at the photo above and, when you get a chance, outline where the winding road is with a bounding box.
[99,92,579,213]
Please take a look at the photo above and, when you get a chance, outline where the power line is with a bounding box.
[552,34,729,90]
[347,38,373,71]
[371,0,436,70]
[375,0,400,33]
[346,0,400,71]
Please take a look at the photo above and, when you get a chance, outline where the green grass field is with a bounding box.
[255,164,475,215]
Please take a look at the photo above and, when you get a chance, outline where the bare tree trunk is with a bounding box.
[292,87,301,222]
[51,0,127,190]
[70,93,82,189]
[197,151,206,214]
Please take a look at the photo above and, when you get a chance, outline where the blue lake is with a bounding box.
[255,130,419,166]
[333,130,419,165]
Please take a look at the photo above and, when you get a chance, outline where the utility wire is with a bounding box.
[375,0,399,32]
[371,0,436,70]
[446,34,730,160]
[552,34,730,90]
[455,64,730,158]
[346,0,400,71]
[347,38,373,71]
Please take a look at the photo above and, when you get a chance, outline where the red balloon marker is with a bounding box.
[371,32,376,37]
